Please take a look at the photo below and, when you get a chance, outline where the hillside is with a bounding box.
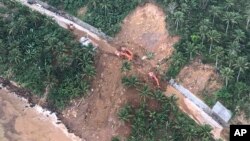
[1,0,250,141]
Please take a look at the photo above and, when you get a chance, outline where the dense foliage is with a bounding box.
[0,1,95,110]
[120,75,214,141]
[156,0,250,117]
[41,0,143,36]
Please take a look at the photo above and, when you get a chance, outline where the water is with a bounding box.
[0,88,81,141]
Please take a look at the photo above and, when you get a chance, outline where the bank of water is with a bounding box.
[0,88,82,141]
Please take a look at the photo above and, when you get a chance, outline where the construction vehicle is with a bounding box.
[148,72,160,87]
[115,47,133,61]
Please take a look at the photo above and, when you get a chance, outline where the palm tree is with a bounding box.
[233,29,245,42]
[152,89,166,102]
[173,11,184,31]
[100,2,111,16]
[212,46,224,68]
[245,7,250,29]
[167,2,177,15]
[173,52,186,66]
[220,67,234,87]
[234,82,248,99]
[121,61,131,72]
[199,0,209,9]
[118,104,132,122]
[222,12,239,34]
[226,41,240,68]
[122,76,140,88]
[206,30,221,54]
[209,6,221,24]
[29,12,42,27]
[197,125,212,139]
[138,84,152,102]
[83,64,96,78]
[223,12,233,34]
[227,49,238,67]
[199,25,208,45]
[180,3,189,13]
[233,57,249,82]
[224,0,235,11]
[88,0,97,9]
[17,16,28,35]
[167,95,178,113]
[186,42,198,60]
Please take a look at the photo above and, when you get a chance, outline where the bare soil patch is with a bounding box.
[176,58,222,98]
[112,3,179,74]
[60,3,176,141]
[231,111,250,124]
[77,6,87,18]
[61,53,132,141]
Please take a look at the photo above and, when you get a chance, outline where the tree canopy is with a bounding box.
[0,1,95,110]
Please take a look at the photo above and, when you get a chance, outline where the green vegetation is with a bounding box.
[42,0,143,36]
[121,61,131,72]
[122,75,140,88]
[120,75,214,141]
[160,0,250,116]
[42,0,250,117]
[0,1,95,110]
[146,51,155,60]
[111,137,120,141]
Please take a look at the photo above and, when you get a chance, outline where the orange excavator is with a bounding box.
[115,47,133,61]
[115,47,160,87]
[148,72,160,87]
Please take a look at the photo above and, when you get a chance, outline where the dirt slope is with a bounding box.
[113,3,179,74]
[61,3,177,141]
[176,58,222,98]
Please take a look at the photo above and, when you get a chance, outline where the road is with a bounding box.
[17,0,118,55]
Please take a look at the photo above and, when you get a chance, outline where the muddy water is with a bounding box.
[0,88,82,141]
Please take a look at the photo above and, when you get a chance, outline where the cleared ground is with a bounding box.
[113,3,179,74]
[176,58,222,99]
[61,3,177,141]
